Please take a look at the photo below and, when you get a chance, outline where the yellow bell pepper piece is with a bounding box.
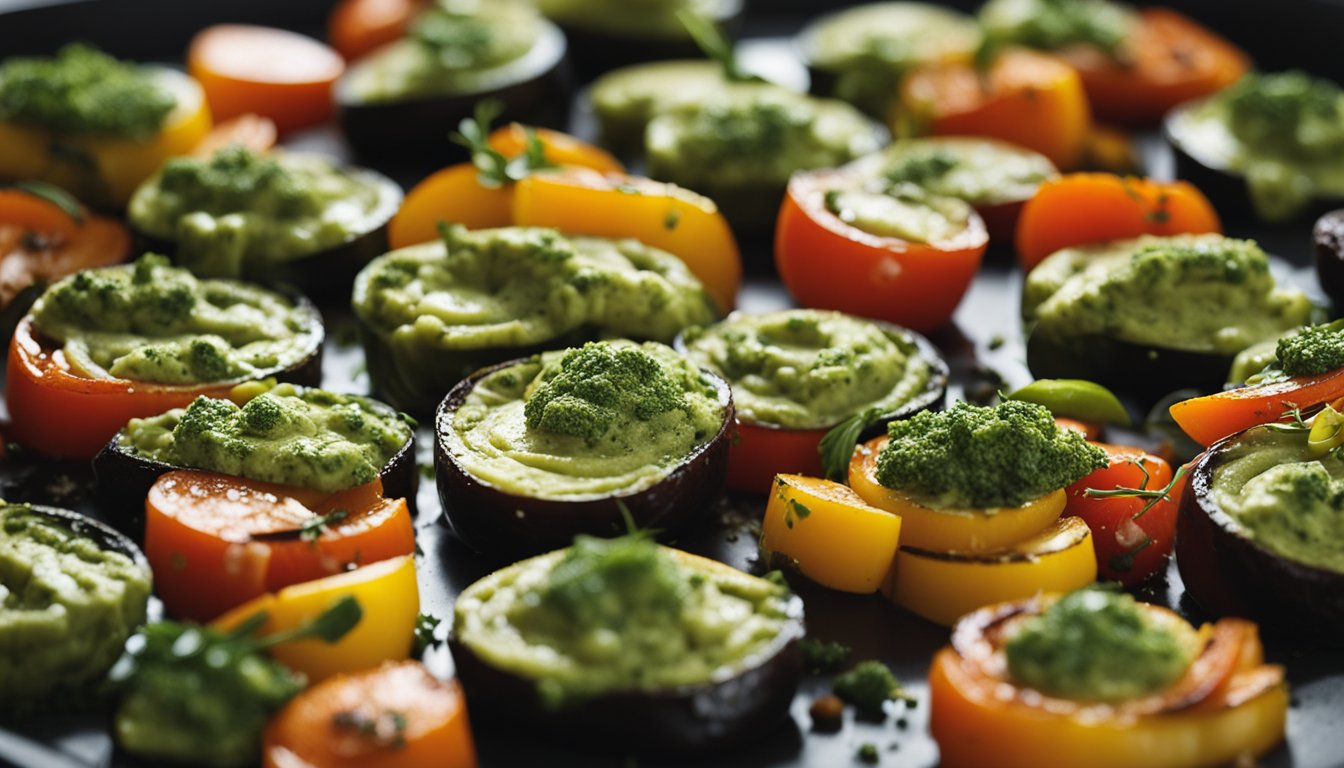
[882,516,1097,626]
[760,474,902,594]
[849,436,1065,552]
[0,69,211,207]
[212,554,419,682]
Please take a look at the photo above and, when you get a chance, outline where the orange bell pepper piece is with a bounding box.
[1170,367,1344,447]
[760,474,902,594]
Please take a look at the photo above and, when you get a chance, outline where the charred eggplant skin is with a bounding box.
[1178,425,1344,635]
[21,504,149,573]
[434,360,733,558]
[91,398,417,539]
[555,0,744,80]
[1025,329,1232,408]
[1315,210,1344,311]
[132,168,401,304]
[336,21,570,168]
[449,579,803,752]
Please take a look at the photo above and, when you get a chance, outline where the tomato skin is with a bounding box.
[775,168,986,334]
[6,317,236,459]
[328,0,425,61]
[1064,443,1180,585]
[726,421,827,494]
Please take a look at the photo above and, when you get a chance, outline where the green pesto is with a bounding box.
[0,44,175,139]
[537,0,726,39]
[444,341,725,499]
[453,537,793,703]
[680,309,936,430]
[1004,587,1195,702]
[129,146,396,278]
[823,184,972,243]
[867,137,1058,207]
[875,401,1106,509]
[801,2,982,117]
[1276,320,1344,377]
[979,0,1135,55]
[645,89,880,192]
[833,660,907,718]
[354,224,716,357]
[0,502,151,710]
[119,383,410,493]
[589,60,745,148]
[1023,235,1314,355]
[346,0,542,102]
[30,255,321,385]
[1210,426,1344,573]
[1172,71,1344,221]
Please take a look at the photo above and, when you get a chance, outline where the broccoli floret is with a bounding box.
[876,401,1106,508]
[524,343,687,444]
[0,44,175,138]
[1003,586,1193,702]
[540,533,686,632]
[833,660,907,719]
[187,340,239,382]
[799,637,851,673]
[856,743,881,764]
[238,395,287,436]
[1276,321,1344,377]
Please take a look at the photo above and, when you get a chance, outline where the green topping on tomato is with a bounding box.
[0,44,175,139]
[876,400,1106,509]
[30,255,321,385]
[1004,586,1195,702]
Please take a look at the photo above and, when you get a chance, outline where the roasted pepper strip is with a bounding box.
[212,555,419,682]
[848,436,1065,553]
[881,516,1096,627]
[760,474,902,594]
[1170,367,1344,447]
[929,598,1288,768]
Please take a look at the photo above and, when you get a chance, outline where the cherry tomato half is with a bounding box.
[1064,442,1180,585]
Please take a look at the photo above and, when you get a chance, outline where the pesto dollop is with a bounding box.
[444,341,726,499]
[0,44,175,139]
[453,536,794,703]
[1171,71,1344,221]
[1023,234,1314,355]
[1,502,151,710]
[1210,426,1344,573]
[860,137,1058,207]
[680,310,937,429]
[129,146,398,279]
[824,184,973,243]
[876,400,1106,509]
[646,89,880,192]
[353,224,716,406]
[979,0,1135,55]
[30,255,322,385]
[119,383,411,493]
[1275,320,1344,377]
[1004,587,1195,702]
[589,60,741,148]
[345,0,544,102]
[801,2,982,116]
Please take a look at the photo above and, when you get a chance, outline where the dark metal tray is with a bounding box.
[0,2,1341,766]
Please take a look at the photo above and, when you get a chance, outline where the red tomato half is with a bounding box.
[775,168,987,334]
[1064,442,1181,585]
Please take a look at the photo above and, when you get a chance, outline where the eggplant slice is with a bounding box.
[449,548,805,752]
[551,0,744,80]
[336,20,570,168]
[1025,331,1233,409]
[92,391,416,538]
[133,167,402,304]
[1177,425,1344,635]
[434,360,734,558]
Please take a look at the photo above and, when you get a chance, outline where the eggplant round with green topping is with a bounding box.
[434,341,733,557]
[92,383,417,536]
[335,1,569,165]
[128,147,402,302]
[0,501,151,714]
[537,0,744,79]
[449,539,804,751]
[1022,234,1316,404]
[1165,71,1344,224]
[1178,424,1344,634]
[352,225,719,417]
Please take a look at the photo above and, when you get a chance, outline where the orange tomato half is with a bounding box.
[145,471,415,622]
